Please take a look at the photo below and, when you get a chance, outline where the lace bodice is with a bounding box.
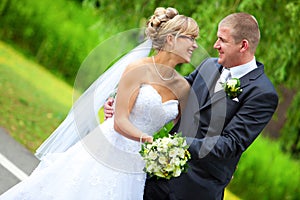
[129,84,179,135]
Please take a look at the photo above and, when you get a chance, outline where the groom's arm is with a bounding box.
[184,58,213,85]
[188,87,278,159]
[184,68,198,86]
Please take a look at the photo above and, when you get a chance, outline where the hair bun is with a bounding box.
[154,7,166,17]
[165,7,178,18]
[148,7,179,28]
[145,7,184,50]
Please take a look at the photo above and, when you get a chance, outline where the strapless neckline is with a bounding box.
[141,84,178,105]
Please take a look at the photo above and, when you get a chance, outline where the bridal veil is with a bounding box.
[35,29,152,159]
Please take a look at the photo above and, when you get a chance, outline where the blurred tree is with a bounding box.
[1,0,300,158]
[276,1,300,158]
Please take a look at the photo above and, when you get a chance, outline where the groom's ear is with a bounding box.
[240,39,249,53]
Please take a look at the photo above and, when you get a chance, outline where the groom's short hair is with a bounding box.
[219,12,260,53]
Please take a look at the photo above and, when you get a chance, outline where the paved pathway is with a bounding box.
[0,127,39,194]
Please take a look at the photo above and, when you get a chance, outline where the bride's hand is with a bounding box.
[104,97,115,120]
[145,136,153,143]
[140,134,153,143]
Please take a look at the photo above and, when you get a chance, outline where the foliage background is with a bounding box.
[0,0,300,199]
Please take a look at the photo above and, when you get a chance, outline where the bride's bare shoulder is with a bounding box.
[124,57,152,72]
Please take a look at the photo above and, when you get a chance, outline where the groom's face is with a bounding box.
[213,26,242,68]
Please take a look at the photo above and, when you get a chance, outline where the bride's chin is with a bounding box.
[185,55,192,63]
[180,57,189,63]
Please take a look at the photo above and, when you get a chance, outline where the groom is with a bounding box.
[105,13,278,199]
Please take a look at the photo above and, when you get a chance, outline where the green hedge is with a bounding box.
[0,0,105,84]
[1,0,300,198]
[2,0,298,87]
[228,135,300,200]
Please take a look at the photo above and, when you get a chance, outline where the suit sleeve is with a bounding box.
[188,88,278,159]
[185,68,198,85]
[185,58,215,85]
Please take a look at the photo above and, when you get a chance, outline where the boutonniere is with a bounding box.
[222,78,242,99]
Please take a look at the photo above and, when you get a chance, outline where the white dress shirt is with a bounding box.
[214,57,257,93]
[229,57,258,79]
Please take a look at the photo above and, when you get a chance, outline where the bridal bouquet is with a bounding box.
[139,123,191,179]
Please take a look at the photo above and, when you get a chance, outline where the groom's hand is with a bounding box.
[104,97,115,120]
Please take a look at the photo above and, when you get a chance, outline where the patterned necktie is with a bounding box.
[220,68,231,83]
[214,68,231,92]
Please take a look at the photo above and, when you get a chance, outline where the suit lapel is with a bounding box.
[199,61,264,110]
[199,64,223,110]
[240,62,264,88]
[191,59,222,108]
[200,89,226,110]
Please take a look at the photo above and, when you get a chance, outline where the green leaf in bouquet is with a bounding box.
[153,121,174,141]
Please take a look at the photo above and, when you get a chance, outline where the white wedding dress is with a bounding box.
[0,84,179,200]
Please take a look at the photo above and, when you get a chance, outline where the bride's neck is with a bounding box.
[154,51,178,69]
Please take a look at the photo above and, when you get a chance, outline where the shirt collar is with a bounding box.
[229,57,257,79]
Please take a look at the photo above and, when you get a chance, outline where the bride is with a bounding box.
[0,7,199,199]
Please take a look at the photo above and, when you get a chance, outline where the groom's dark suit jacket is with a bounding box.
[146,58,278,200]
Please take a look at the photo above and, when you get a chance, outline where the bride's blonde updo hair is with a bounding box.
[145,7,199,51]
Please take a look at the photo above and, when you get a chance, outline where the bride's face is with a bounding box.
[172,34,198,63]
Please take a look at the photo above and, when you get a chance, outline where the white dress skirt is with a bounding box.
[0,84,179,200]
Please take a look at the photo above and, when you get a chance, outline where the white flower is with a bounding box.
[158,156,168,165]
[171,138,179,146]
[226,79,238,86]
[173,167,181,177]
[140,132,191,179]
[148,151,158,160]
[177,148,185,158]
[222,78,242,99]
[169,148,179,158]
[165,164,175,172]
[170,157,180,166]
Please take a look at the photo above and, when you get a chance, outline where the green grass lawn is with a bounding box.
[0,40,240,200]
[0,40,73,151]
